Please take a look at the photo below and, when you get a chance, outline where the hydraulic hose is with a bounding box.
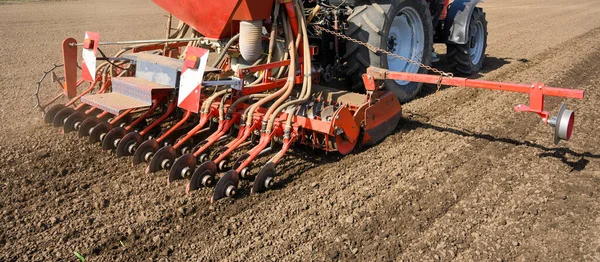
[243,13,297,127]
[267,1,312,133]
[218,92,231,121]
[258,12,299,126]
[201,89,230,114]
[226,93,269,120]
[212,34,240,68]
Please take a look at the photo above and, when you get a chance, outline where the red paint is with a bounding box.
[152,0,242,39]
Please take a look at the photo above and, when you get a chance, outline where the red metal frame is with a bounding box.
[364,67,584,123]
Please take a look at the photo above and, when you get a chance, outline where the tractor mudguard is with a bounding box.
[444,0,482,45]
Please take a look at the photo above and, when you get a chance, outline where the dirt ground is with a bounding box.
[1,0,600,261]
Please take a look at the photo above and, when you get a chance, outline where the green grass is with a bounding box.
[73,251,85,262]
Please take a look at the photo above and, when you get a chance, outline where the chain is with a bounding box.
[313,24,452,93]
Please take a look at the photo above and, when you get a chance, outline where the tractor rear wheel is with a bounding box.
[345,0,433,103]
[446,7,487,75]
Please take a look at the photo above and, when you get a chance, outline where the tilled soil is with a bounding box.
[1,0,600,261]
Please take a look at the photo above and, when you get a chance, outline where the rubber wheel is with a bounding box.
[345,0,433,103]
[446,7,487,75]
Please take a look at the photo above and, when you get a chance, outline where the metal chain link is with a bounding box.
[313,24,453,92]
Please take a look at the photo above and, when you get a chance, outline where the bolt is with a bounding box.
[144,152,153,161]
[201,175,213,187]
[181,167,191,178]
[199,154,208,162]
[241,167,249,178]
[161,159,171,169]
[264,176,274,189]
[74,122,81,130]
[128,144,137,154]
[218,160,228,171]
[181,146,189,154]
[225,185,236,197]
[100,133,106,141]
[113,138,121,147]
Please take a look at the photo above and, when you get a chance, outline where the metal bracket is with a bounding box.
[203,77,243,91]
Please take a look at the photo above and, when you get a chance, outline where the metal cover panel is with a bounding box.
[136,60,181,87]
[125,53,185,70]
[124,53,221,73]
[311,85,367,106]
[112,77,173,104]
[81,93,150,115]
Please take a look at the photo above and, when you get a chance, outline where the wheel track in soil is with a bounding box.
[127,25,600,261]
[200,25,600,261]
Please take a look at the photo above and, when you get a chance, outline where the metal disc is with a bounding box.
[89,122,112,144]
[52,107,75,127]
[252,162,276,194]
[168,154,196,184]
[99,113,112,122]
[116,132,142,157]
[133,139,159,166]
[102,127,126,151]
[76,105,91,113]
[232,153,250,171]
[113,114,132,128]
[44,104,65,124]
[191,140,208,155]
[77,116,100,137]
[146,146,176,174]
[211,146,229,160]
[335,133,358,155]
[211,170,239,203]
[187,160,217,193]
[177,142,194,155]
[63,111,86,133]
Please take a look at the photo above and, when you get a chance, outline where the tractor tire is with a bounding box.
[345,0,433,103]
[446,7,487,75]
